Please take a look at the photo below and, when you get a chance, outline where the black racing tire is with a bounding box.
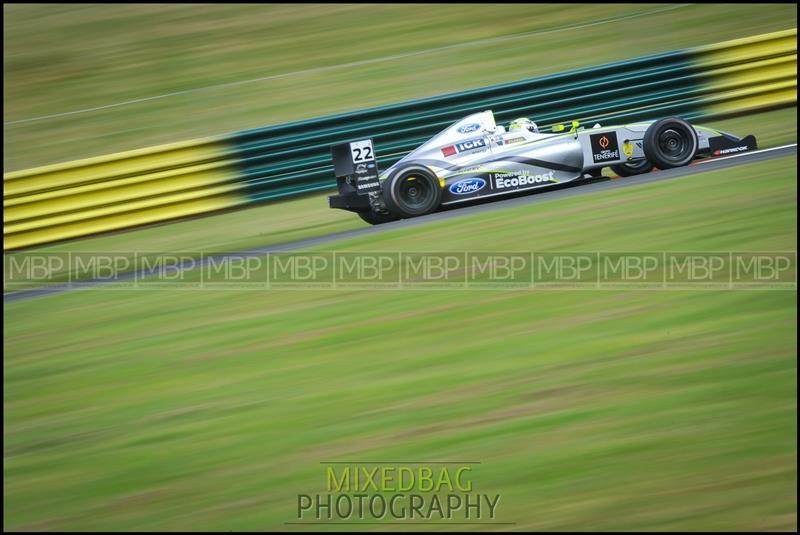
[382,165,442,218]
[610,159,655,177]
[643,117,699,170]
[358,211,399,225]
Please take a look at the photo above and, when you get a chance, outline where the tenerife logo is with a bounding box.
[590,133,620,163]
[457,123,481,134]
[449,178,486,195]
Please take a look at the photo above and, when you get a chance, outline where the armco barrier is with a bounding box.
[3,29,796,250]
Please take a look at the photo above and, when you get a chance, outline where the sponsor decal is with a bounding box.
[494,170,555,189]
[457,123,481,134]
[709,135,755,157]
[455,138,487,152]
[353,156,380,194]
[442,138,487,157]
[504,137,525,145]
[712,145,748,156]
[590,133,620,163]
[449,177,486,195]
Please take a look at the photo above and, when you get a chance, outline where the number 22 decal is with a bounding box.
[350,140,374,163]
[352,146,372,161]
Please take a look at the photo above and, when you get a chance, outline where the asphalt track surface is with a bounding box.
[4,143,796,304]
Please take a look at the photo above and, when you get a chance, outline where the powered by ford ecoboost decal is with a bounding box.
[493,171,556,189]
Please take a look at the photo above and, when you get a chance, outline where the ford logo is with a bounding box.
[457,123,481,134]
[449,178,486,195]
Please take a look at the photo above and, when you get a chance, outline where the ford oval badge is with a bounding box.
[449,178,486,195]
[457,123,481,134]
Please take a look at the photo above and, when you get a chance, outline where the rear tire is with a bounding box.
[643,117,698,170]
[382,165,442,218]
[358,211,399,225]
[610,159,654,177]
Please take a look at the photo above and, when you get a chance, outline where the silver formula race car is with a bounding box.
[329,110,757,224]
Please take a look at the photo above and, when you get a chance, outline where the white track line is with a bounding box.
[4,4,691,126]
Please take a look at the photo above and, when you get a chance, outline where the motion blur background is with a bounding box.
[5,3,798,170]
[4,3,798,531]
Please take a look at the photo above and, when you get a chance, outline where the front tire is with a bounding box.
[611,159,654,177]
[382,165,442,218]
[643,117,698,170]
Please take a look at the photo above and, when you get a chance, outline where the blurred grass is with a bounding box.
[4,3,797,170]
[4,107,796,292]
[4,155,796,530]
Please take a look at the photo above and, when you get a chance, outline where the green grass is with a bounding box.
[4,155,796,530]
[4,3,797,170]
[5,107,796,292]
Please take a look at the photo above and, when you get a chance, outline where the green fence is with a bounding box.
[3,29,796,250]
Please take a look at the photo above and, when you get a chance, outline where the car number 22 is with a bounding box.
[350,140,374,163]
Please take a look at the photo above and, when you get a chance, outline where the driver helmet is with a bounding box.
[508,117,539,133]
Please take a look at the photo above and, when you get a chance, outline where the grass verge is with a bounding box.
[4,154,796,531]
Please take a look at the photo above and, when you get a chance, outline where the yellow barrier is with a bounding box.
[697,29,797,115]
[3,137,242,250]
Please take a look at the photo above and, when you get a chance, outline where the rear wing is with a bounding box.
[330,139,381,194]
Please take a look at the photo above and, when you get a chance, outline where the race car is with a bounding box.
[329,110,757,224]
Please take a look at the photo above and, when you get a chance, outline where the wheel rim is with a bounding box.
[398,175,431,210]
[658,128,691,162]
